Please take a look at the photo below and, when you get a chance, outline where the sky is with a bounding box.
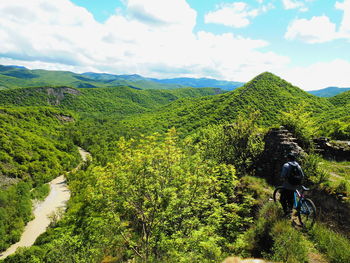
[0,0,349,90]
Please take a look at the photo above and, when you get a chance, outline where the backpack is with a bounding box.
[287,162,304,185]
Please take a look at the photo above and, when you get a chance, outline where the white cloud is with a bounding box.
[127,0,196,30]
[280,59,350,90]
[336,0,350,38]
[0,0,289,82]
[204,2,272,28]
[282,0,312,12]
[285,16,338,43]
[285,0,350,43]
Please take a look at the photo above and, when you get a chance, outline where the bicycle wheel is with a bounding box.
[298,198,316,229]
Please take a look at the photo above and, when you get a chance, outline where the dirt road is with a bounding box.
[0,147,90,260]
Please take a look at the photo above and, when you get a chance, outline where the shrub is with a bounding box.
[192,111,264,176]
[302,154,329,185]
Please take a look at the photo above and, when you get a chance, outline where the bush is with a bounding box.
[302,154,329,185]
[30,183,50,201]
[192,111,264,176]
[280,104,317,150]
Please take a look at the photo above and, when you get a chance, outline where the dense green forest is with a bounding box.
[0,71,349,262]
[0,107,80,251]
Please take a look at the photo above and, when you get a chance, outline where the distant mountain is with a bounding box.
[0,64,242,91]
[83,73,244,90]
[120,72,333,134]
[308,87,350,97]
[82,72,185,89]
[150,77,244,91]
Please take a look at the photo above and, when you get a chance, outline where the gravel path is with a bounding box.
[0,148,90,260]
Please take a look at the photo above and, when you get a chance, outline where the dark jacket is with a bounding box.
[280,161,304,190]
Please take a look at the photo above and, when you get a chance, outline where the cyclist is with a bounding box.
[280,152,304,218]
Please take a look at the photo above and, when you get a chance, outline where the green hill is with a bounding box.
[0,65,105,89]
[118,72,333,135]
[0,65,175,90]
[0,85,223,114]
[316,90,350,139]
[328,89,350,107]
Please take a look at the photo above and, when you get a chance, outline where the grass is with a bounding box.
[234,202,309,263]
[309,223,350,263]
[318,159,350,197]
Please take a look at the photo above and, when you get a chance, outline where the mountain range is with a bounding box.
[3,65,349,97]
[0,65,243,91]
[309,86,350,97]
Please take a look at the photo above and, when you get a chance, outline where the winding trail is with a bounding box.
[0,147,90,260]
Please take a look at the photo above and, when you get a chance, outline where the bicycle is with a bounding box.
[273,185,316,229]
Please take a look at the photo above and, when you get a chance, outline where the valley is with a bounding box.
[0,68,349,263]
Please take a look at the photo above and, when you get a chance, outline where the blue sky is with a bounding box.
[0,0,349,90]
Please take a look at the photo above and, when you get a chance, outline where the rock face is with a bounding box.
[257,127,305,185]
[45,87,81,105]
[314,137,350,161]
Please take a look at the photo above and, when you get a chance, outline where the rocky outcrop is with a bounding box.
[45,87,80,105]
[257,127,305,185]
[314,137,350,161]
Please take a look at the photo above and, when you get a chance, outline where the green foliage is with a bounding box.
[301,154,329,185]
[234,202,308,263]
[233,202,282,258]
[0,107,80,252]
[0,107,80,183]
[0,86,222,115]
[30,184,50,201]
[319,116,350,140]
[5,129,274,262]
[315,90,350,138]
[280,103,318,149]
[84,129,237,261]
[190,111,265,176]
[310,223,350,263]
[0,182,31,251]
[1,70,349,262]
[329,90,350,107]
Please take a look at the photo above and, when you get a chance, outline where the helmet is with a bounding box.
[287,152,296,161]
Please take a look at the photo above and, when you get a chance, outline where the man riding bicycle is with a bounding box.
[280,152,305,218]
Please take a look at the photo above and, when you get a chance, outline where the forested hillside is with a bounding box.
[0,85,222,115]
[1,71,349,263]
[112,72,332,135]
[316,90,350,139]
[0,107,80,251]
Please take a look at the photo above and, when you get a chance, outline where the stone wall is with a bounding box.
[314,137,350,161]
[257,127,304,185]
